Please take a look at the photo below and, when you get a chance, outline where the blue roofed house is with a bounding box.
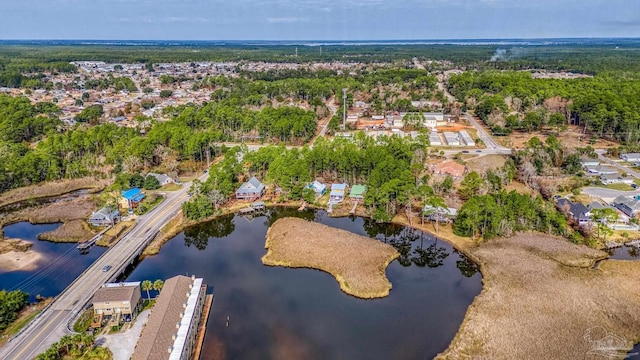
[329,183,347,203]
[236,177,265,200]
[120,188,145,209]
[307,181,327,196]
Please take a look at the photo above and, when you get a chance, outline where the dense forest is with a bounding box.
[448,71,640,143]
[0,289,29,331]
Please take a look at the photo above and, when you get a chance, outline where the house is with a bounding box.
[147,173,173,186]
[307,181,327,196]
[433,160,466,178]
[120,188,145,209]
[587,202,630,226]
[612,195,640,218]
[586,165,618,175]
[620,153,640,162]
[422,205,458,221]
[87,207,120,227]
[131,275,207,360]
[458,130,475,147]
[557,198,590,225]
[600,174,634,185]
[92,282,142,325]
[329,183,347,203]
[349,185,367,200]
[580,158,600,168]
[235,177,265,200]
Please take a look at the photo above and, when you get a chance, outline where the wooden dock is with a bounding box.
[192,294,214,360]
[605,241,624,250]
[349,201,358,215]
[76,227,111,251]
[625,240,640,249]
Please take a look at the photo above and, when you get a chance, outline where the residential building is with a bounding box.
[612,195,640,218]
[147,173,174,186]
[587,201,630,226]
[557,198,590,225]
[600,174,634,185]
[92,282,142,325]
[235,177,265,200]
[307,181,327,196]
[422,205,458,221]
[329,183,347,203]
[458,130,475,146]
[87,207,120,227]
[580,158,600,168]
[349,185,367,200]
[131,275,207,360]
[585,165,618,175]
[120,188,145,209]
[620,153,640,162]
[433,160,466,178]
[428,132,442,146]
[443,132,460,146]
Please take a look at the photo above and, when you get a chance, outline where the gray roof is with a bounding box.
[148,172,171,184]
[93,283,139,303]
[557,199,590,220]
[237,176,265,193]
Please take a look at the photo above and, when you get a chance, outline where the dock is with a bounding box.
[192,294,214,360]
[605,241,624,250]
[625,240,640,249]
[349,201,358,215]
[76,227,111,252]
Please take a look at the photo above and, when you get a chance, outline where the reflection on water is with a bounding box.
[607,246,640,260]
[126,208,482,360]
[0,222,107,301]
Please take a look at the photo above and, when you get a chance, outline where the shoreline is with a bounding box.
[0,248,43,272]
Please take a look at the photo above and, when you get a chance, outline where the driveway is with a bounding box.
[96,309,150,360]
[596,152,640,179]
[581,187,640,202]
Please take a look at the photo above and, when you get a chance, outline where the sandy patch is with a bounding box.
[262,217,400,299]
[438,232,640,359]
[0,249,42,272]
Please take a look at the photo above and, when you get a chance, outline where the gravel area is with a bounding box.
[97,309,150,360]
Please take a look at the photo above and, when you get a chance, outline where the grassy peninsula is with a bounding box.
[262,217,400,299]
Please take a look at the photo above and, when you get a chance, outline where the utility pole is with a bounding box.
[342,88,347,130]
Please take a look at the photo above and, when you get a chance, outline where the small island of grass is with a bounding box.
[262,217,400,299]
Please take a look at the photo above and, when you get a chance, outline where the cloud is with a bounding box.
[267,17,309,24]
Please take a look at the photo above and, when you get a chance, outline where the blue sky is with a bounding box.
[2,0,639,40]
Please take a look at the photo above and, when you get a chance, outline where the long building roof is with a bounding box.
[131,275,203,360]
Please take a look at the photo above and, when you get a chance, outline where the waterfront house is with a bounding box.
[307,181,327,196]
[557,198,590,225]
[349,185,367,200]
[131,275,207,360]
[235,177,265,200]
[433,160,466,178]
[92,282,142,325]
[329,183,347,203]
[87,206,120,227]
[422,205,458,222]
[120,188,145,209]
[147,173,173,186]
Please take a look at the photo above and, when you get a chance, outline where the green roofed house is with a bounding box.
[349,185,367,200]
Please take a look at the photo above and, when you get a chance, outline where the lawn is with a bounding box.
[601,183,635,191]
[160,183,182,192]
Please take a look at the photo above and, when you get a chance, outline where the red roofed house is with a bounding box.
[433,160,466,178]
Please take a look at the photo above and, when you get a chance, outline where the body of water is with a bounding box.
[124,209,482,360]
[0,222,107,301]
[607,246,640,260]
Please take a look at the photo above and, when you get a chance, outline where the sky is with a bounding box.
[1,0,640,40]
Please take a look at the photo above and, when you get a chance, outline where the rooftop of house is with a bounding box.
[237,176,265,192]
[350,185,367,197]
[93,282,140,304]
[121,188,144,200]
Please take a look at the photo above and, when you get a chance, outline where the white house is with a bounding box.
[458,130,475,147]
[147,172,173,186]
[443,132,460,146]
[621,153,640,162]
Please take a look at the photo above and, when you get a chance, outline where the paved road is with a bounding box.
[0,174,206,360]
[581,187,640,201]
[595,150,640,180]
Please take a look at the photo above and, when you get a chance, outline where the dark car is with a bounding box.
[632,183,638,189]
[102,265,112,272]
[476,150,482,153]
[462,150,470,153]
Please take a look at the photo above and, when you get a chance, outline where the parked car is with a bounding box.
[102,265,112,272]
[632,183,638,189]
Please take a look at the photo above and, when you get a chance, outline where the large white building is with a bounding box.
[443,132,460,146]
[458,130,475,146]
[429,132,443,146]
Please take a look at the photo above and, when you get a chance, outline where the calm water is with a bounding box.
[124,209,482,360]
[608,246,640,260]
[0,222,107,301]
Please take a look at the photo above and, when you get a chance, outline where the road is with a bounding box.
[0,174,206,360]
[595,150,640,180]
[581,187,640,202]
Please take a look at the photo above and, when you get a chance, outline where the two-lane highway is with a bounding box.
[0,174,206,360]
